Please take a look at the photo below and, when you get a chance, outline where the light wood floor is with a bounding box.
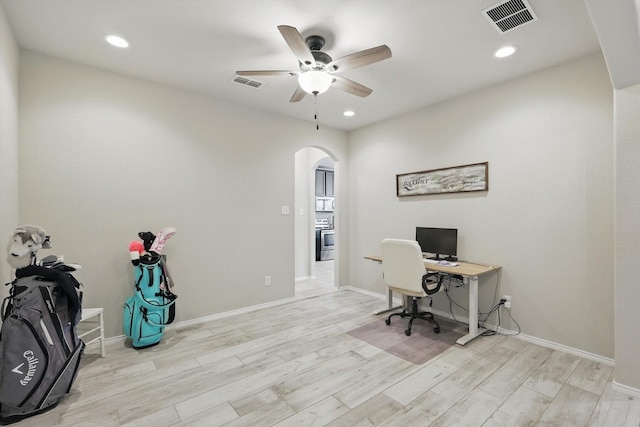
[294,260,336,299]
[22,269,639,426]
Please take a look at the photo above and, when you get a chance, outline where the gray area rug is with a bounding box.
[348,314,463,365]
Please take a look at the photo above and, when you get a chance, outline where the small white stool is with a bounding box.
[79,308,105,357]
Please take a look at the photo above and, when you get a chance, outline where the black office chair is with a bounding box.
[381,239,443,336]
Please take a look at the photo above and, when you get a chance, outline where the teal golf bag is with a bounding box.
[123,254,176,349]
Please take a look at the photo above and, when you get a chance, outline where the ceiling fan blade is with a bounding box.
[236,70,296,77]
[331,76,373,98]
[327,45,392,73]
[289,86,307,103]
[277,25,316,67]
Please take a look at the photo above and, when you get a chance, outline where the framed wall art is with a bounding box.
[397,162,488,197]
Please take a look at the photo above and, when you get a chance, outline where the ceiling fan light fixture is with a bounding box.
[298,70,332,95]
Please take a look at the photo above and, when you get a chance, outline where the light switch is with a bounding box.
[281,205,290,215]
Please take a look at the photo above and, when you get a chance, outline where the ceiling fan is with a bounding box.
[236,25,392,102]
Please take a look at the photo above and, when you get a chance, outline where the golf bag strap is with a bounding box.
[135,264,167,290]
[134,292,177,310]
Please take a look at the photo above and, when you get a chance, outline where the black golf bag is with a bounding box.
[0,262,84,424]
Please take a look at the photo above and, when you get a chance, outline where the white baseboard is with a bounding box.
[340,285,388,300]
[345,286,615,367]
[168,296,299,330]
[100,286,615,371]
[508,330,614,366]
[94,286,640,397]
[612,380,640,398]
[100,295,300,347]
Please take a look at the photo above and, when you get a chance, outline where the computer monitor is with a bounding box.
[415,227,458,260]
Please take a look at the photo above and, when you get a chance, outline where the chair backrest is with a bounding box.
[380,239,427,294]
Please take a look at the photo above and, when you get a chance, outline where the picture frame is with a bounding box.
[396,162,488,197]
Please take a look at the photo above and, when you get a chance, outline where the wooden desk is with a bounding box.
[365,255,500,346]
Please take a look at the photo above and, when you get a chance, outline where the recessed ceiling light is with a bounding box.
[104,35,129,48]
[494,45,517,58]
[343,110,355,117]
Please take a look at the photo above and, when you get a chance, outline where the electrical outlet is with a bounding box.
[265,275,271,286]
[501,295,512,309]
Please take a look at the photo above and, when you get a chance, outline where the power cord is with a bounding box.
[491,301,522,336]
[480,292,521,336]
[439,269,521,337]
[441,274,464,288]
[441,279,467,324]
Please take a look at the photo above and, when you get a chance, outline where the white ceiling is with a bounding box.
[2,0,603,131]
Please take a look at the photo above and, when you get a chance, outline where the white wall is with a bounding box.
[0,5,19,290]
[294,148,313,280]
[12,45,618,361]
[294,147,335,281]
[614,86,640,390]
[586,0,640,393]
[18,51,347,338]
[348,53,615,358]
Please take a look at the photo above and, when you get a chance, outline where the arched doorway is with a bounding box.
[294,147,338,297]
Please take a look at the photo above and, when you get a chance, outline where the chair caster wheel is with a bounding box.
[434,327,440,334]
[385,319,390,325]
[405,329,411,336]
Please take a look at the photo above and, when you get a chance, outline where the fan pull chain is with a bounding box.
[314,94,319,130]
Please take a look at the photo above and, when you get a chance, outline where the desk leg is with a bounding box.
[372,287,403,315]
[456,275,486,345]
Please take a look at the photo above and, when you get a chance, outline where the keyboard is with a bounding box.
[424,259,458,266]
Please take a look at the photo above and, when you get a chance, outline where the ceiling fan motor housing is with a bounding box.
[311,51,332,66]
[302,35,332,70]
[305,35,325,51]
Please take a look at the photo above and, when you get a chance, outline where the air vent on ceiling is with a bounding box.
[232,75,264,89]
[482,0,538,34]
